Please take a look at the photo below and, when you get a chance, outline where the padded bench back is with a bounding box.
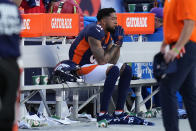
[20,44,70,68]
[20,40,161,68]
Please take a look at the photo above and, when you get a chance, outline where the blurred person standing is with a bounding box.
[133,7,163,42]
[160,0,196,131]
[0,0,22,130]
[144,7,163,41]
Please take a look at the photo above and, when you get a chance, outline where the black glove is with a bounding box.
[111,26,124,47]
[153,52,177,82]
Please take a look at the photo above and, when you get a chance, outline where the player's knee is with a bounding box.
[106,65,120,77]
[120,64,132,77]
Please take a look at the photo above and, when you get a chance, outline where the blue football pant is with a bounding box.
[160,41,196,131]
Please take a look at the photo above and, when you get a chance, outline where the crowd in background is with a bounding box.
[17,0,164,14]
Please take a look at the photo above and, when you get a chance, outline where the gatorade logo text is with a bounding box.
[51,18,72,29]
[126,17,147,27]
[22,19,31,30]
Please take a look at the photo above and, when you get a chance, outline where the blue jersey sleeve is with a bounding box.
[86,24,105,41]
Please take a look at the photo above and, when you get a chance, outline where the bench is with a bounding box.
[19,37,161,120]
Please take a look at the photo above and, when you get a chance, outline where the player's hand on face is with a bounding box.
[112,25,124,47]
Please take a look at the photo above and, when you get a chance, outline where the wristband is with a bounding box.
[172,47,180,54]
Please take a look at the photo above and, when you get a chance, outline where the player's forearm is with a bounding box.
[88,37,120,65]
[109,48,120,64]
[93,47,107,65]
[174,19,195,50]
[104,45,120,63]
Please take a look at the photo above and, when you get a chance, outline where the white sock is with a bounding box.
[99,112,105,116]
[115,110,123,115]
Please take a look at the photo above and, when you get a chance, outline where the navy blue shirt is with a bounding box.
[0,0,22,58]
[69,23,112,66]
[144,27,163,42]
